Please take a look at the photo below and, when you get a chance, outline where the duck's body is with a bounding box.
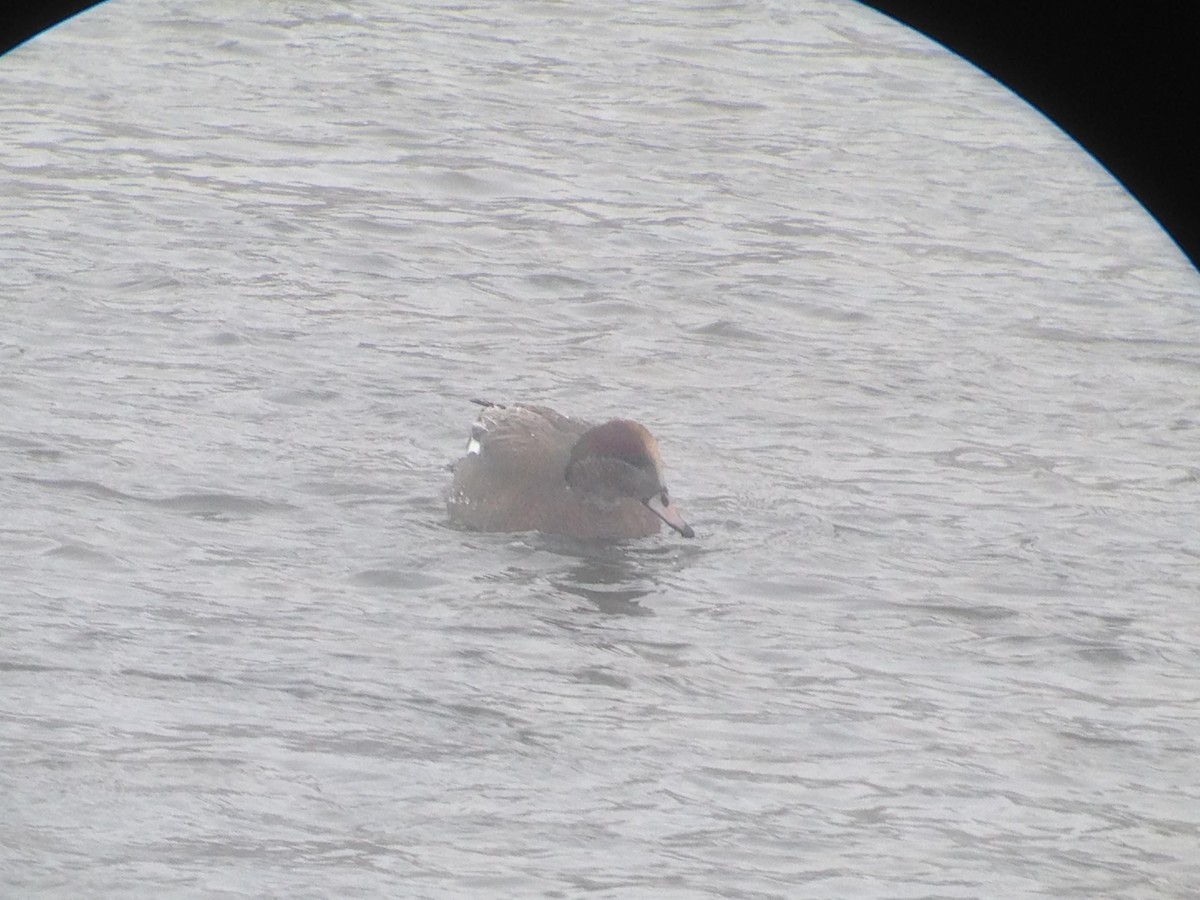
[448,401,693,540]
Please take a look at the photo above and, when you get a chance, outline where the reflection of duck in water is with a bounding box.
[448,400,694,541]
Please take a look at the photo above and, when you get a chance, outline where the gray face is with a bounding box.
[565,452,663,506]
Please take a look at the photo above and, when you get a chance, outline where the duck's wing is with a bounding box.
[463,402,592,476]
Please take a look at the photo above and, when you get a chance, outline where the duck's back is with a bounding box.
[468,403,589,468]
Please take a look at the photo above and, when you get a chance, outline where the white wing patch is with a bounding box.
[465,413,494,456]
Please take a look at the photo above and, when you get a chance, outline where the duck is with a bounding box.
[447,400,694,540]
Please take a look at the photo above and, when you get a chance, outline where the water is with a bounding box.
[3,1,1199,897]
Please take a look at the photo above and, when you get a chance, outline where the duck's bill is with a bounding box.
[645,492,695,538]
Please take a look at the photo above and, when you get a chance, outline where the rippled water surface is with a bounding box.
[3,1,1199,897]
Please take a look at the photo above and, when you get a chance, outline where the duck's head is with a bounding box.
[565,419,694,538]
